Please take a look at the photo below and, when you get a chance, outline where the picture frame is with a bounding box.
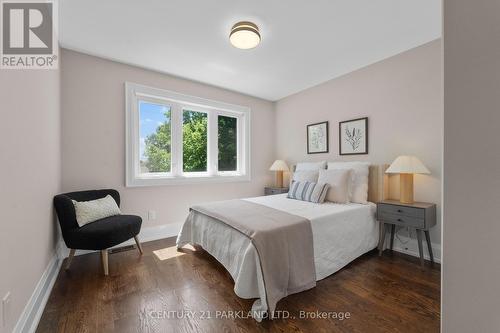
[339,117,368,155]
[307,121,329,154]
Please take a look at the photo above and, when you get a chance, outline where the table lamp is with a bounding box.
[269,160,289,188]
[385,155,430,204]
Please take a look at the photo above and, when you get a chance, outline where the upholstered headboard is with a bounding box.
[367,164,390,203]
[290,163,389,203]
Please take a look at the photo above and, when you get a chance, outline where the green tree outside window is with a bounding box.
[143,110,237,173]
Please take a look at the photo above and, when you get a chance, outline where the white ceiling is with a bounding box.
[60,0,441,101]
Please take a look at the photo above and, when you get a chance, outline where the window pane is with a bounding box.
[139,101,171,173]
[183,110,208,172]
[218,115,237,171]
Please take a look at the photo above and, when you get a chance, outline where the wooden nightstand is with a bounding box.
[264,187,289,196]
[377,200,436,266]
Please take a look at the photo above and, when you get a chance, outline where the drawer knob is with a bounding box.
[397,209,402,213]
[397,218,402,222]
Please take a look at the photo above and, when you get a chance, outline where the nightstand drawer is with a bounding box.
[378,212,425,228]
[378,203,424,218]
[266,188,281,195]
[265,187,288,196]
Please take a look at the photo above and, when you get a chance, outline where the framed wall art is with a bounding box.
[307,121,329,154]
[339,117,368,155]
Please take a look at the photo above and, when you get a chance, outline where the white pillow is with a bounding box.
[72,195,121,227]
[318,169,352,203]
[327,162,370,204]
[292,170,319,183]
[295,161,326,171]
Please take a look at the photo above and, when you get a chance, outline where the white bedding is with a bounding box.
[176,194,379,319]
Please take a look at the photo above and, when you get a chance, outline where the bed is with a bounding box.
[176,164,388,321]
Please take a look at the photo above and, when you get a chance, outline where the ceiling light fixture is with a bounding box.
[229,21,261,49]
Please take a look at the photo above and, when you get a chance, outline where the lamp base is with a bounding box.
[275,171,283,188]
[400,173,414,204]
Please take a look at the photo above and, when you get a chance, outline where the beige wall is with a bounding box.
[275,40,443,252]
[60,49,275,227]
[0,68,60,332]
[442,0,500,331]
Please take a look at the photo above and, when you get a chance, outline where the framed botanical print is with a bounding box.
[307,121,329,154]
[339,117,368,155]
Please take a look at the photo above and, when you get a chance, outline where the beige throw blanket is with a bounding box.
[190,199,316,316]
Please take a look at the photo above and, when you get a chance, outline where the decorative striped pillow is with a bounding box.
[287,181,329,203]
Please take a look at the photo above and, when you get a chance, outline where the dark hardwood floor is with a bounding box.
[37,237,440,333]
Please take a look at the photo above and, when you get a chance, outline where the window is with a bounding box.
[126,82,250,186]
[139,101,171,173]
[183,110,208,173]
[218,115,237,172]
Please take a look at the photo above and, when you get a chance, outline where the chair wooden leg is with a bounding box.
[65,249,76,270]
[134,236,143,255]
[101,250,109,276]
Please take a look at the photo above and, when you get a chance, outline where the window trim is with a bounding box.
[125,82,251,187]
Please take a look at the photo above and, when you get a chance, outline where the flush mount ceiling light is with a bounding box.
[229,21,261,49]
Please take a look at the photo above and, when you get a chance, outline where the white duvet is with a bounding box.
[176,194,379,320]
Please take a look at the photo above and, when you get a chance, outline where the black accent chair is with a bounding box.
[54,189,143,275]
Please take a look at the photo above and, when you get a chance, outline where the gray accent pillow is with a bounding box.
[287,181,329,203]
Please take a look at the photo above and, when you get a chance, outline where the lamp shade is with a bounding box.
[386,155,430,174]
[269,160,289,171]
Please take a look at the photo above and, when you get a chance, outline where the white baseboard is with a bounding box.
[383,232,441,263]
[13,254,62,333]
[16,222,182,333]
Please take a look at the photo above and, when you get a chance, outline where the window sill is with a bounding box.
[126,173,251,187]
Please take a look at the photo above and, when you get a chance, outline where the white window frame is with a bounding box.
[125,82,251,186]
